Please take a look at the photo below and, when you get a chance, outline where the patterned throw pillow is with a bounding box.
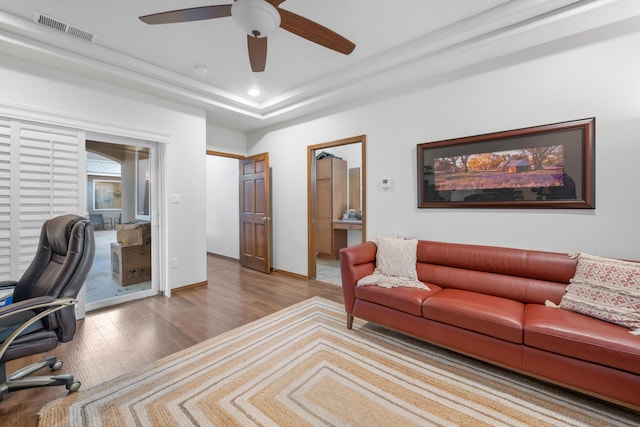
[558,252,640,333]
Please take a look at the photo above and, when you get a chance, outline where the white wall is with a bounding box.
[247,25,640,276]
[320,144,361,170]
[0,60,208,292]
[205,123,246,258]
[207,123,247,154]
[206,155,240,258]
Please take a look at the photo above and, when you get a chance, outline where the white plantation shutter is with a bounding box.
[1,118,83,280]
[0,118,11,279]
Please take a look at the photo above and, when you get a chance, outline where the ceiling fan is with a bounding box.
[139,0,356,72]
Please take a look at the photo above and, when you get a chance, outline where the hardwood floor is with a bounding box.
[0,254,344,427]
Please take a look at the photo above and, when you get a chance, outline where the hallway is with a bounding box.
[315,257,341,286]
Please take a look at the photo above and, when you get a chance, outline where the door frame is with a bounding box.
[83,136,163,312]
[206,150,244,259]
[307,135,366,279]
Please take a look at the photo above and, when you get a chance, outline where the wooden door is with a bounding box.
[239,153,271,273]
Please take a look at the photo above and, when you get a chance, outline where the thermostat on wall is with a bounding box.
[380,178,392,189]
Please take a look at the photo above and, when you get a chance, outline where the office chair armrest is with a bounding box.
[0,281,17,289]
[0,296,57,318]
[0,297,77,361]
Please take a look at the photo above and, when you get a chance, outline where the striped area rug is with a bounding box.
[39,297,640,426]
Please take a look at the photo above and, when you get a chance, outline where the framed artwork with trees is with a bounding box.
[417,118,595,208]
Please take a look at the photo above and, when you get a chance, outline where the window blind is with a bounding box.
[1,118,83,280]
[0,118,10,279]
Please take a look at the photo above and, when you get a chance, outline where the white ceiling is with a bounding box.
[1,0,639,132]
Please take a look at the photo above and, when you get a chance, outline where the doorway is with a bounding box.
[239,153,271,273]
[205,151,271,273]
[84,140,159,311]
[308,135,366,284]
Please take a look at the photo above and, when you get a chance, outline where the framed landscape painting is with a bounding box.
[417,118,595,208]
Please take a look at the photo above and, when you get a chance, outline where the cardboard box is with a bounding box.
[111,242,151,285]
[116,222,151,246]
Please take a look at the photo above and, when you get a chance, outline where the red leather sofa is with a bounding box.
[339,239,640,410]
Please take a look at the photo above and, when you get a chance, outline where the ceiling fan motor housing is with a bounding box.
[231,0,281,37]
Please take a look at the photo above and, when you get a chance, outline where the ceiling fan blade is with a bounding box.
[139,5,232,25]
[278,8,355,55]
[266,0,287,6]
[248,35,267,72]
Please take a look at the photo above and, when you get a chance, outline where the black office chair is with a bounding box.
[0,214,95,400]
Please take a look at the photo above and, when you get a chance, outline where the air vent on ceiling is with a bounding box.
[34,11,97,43]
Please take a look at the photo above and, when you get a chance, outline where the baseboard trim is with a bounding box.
[207,252,240,262]
[172,280,208,293]
[272,269,308,280]
[206,253,310,281]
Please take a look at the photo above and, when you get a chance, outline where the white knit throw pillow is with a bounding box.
[357,237,429,290]
[374,237,419,279]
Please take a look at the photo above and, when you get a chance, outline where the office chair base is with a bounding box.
[0,356,81,400]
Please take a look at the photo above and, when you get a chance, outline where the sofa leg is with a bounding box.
[346,314,353,329]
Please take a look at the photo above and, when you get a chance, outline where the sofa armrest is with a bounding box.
[339,241,377,314]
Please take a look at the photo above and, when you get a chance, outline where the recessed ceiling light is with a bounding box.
[248,88,261,97]
[194,65,208,75]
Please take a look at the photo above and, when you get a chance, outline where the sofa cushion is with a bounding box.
[355,284,441,316]
[524,304,640,375]
[422,289,525,344]
[557,252,640,332]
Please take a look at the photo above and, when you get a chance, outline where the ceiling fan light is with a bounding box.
[231,0,281,38]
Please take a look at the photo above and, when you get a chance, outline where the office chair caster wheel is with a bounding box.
[43,356,63,371]
[67,380,81,393]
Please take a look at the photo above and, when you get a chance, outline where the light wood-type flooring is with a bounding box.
[0,254,344,427]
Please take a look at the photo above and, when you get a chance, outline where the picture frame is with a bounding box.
[417,118,595,209]
[93,180,122,210]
